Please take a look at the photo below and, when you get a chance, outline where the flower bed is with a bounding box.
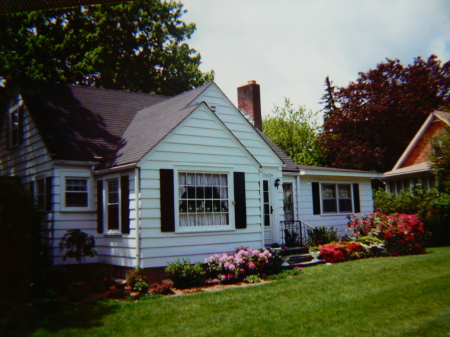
[348,212,426,256]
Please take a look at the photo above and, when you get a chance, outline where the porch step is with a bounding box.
[283,254,326,268]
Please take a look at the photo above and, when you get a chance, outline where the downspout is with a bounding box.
[135,166,141,268]
[296,174,301,221]
[259,169,265,248]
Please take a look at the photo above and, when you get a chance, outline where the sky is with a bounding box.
[181,0,450,118]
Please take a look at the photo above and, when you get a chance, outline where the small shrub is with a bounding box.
[149,280,173,295]
[165,258,204,289]
[204,247,274,284]
[244,275,262,283]
[306,226,340,247]
[59,229,97,263]
[133,280,149,294]
[319,242,365,263]
[128,267,147,289]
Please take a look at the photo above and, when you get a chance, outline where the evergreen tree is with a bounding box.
[320,76,337,121]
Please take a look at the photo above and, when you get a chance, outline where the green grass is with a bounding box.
[4,247,450,337]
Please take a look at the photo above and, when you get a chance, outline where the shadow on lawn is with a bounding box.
[3,298,120,336]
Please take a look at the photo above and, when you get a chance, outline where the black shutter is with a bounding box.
[312,182,321,215]
[97,180,104,234]
[234,172,247,229]
[29,180,35,197]
[45,177,52,212]
[121,175,130,234]
[160,169,175,232]
[353,183,361,213]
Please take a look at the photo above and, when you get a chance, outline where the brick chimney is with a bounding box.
[238,80,262,131]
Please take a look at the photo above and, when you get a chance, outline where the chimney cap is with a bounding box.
[248,80,257,84]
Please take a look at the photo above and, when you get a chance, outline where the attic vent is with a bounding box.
[209,105,217,112]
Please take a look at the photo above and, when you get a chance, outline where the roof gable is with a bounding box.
[194,83,294,171]
[392,111,450,171]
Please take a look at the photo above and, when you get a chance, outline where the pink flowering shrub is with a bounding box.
[348,212,426,256]
[204,247,275,284]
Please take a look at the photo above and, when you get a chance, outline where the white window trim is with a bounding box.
[104,176,122,235]
[60,171,94,212]
[33,174,51,211]
[320,182,354,215]
[8,103,23,149]
[174,168,236,233]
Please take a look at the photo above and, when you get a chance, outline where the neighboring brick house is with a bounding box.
[384,111,450,193]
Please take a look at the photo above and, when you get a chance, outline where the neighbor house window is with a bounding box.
[8,105,23,148]
[322,183,353,213]
[178,172,229,227]
[65,178,88,207]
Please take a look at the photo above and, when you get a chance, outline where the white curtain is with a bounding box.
[179,173,228,227]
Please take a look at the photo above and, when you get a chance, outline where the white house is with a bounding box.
[0,79,380,278]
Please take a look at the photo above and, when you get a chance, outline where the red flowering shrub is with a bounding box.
[319,242,365,263]
[348,212,425,256]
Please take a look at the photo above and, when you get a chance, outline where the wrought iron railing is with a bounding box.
[280,220,315,248]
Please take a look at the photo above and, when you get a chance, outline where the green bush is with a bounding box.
[165,258,204,289]
[128,267,147,289]
[306,226,340,247]
[374,188,450,246]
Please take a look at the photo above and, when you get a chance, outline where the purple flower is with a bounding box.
[228,263,236,271]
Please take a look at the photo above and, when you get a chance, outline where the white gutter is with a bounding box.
[94,163,138,175]
[53,160,99,167]
[135,166,141,268]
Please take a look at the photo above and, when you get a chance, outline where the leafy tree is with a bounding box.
[263,98,322,166]
[0,0,214,95]
[319,55,450,172]
[430,126,450,193]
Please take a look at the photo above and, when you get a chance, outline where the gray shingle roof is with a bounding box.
[18,80,294,171]
[18,80,215,167]
[20,80,169,162]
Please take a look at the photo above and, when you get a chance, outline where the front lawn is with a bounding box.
[4,247,450,337]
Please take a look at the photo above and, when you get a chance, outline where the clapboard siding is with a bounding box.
[138,105,264,268]
[195,85,283,168]
[298,176,374,234]
[0,100,53,180]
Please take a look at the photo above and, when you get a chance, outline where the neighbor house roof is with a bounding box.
[385,110,449,178]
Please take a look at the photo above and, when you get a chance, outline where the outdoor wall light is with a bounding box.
[274,178,281,189]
